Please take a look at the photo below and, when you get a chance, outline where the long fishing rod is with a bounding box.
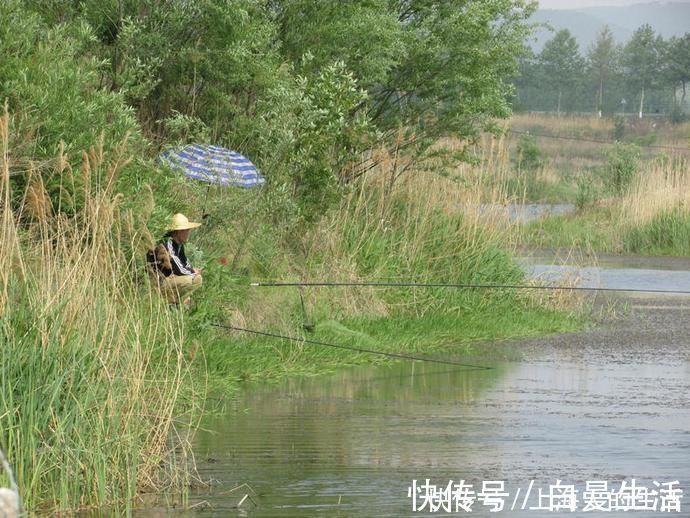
[250,280,690,295]
[210,323,493,371]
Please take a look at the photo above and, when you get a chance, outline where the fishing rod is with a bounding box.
[249,280,690,296]
[210,323,493,371]
[223,279,690,371]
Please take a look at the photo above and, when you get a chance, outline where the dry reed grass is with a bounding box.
[0,102,199,512]
[511,113,614,134]
[302,136,585,316]
[620,156,690,227]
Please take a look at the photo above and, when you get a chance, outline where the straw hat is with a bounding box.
[168,213,202,231]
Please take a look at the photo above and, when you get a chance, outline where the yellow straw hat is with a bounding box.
[168,213,202,231]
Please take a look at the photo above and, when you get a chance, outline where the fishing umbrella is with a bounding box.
[158,144,265,188]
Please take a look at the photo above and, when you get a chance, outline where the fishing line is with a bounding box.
[249,280,690,295]
[210,323,493,371]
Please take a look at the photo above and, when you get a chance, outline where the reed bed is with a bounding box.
[0,106,199,513]
[620,156,690,227]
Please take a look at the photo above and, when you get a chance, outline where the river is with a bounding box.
[187,255,690,517]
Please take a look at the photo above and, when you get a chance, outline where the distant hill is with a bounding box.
[530,2,690,52]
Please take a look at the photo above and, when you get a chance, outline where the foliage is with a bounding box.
[623,207,690,255]
[612,116,626,140]
[664,34,690,109]
[621,25,664,92]
[514,134,543,172]
[7,0,540,220]
[603,143,641,194]
[587,26,619,114]
[538,29,584,113]
[0,1,142,159]
[515,24,689,117]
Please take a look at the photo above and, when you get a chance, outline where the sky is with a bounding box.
[539,0,690,8]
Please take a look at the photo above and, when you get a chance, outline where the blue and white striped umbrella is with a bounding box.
[158,144,265,188]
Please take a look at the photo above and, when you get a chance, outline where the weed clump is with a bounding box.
[603,143,641,194]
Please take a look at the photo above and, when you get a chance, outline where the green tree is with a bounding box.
[621,24,664,118]
[538,29,584,116]
[587,26,619,117]
[0,1,141,158]
[273,0,405,91]
[378,0,536,168]
[663,34,690,112]
[16,0,539,218]
[275,0,538,182]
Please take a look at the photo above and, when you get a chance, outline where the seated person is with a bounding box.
[147,213,203,306]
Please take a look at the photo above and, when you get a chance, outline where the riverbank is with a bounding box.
[0,110,585,513]
[187,171,586,394]
[490,114,690,257]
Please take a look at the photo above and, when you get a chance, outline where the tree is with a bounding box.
[15,0,540,218]
[377,0,536,168]
[539,29,584,116]
[587,26,619,117]
[273,0,405,91]
[663,34,690,112]
[275,0,538,182]
[621,24,664,118]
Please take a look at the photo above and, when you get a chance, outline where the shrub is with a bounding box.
[575,172,597,210]
[603,143,641,194]
[513,134,543,173]
[612,116,626,141]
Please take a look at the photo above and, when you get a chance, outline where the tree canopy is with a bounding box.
[516,23,690,118]
[4,0,538,219]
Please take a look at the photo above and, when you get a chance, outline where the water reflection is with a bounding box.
[522,252,690,295]
[187,258,690,517]
[190,329,690,517]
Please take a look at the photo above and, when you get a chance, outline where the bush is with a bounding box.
[603,143,641,194]
[575,172,597,210]
[513,134,543,173]
[612,116,626,141]
[669,106,688,124]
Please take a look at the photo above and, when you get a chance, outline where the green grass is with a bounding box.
[623,208,690,255]
[185,173,588,396]
[502,175,579,203]
[199,290,583,391]
[517,206,618,251]
[0,110,198,514]
[518,204,690,258]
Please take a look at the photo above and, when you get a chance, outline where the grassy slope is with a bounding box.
[507,114,690,256]
[184,173,585,393]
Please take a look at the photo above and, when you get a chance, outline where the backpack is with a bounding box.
[146,243,173,286]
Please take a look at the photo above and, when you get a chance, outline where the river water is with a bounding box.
[188,255,690,517]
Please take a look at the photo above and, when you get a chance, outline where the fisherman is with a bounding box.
[147,213,203,307]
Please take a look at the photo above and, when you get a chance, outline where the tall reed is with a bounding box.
[0,105,198,513]
[620,155,690,226]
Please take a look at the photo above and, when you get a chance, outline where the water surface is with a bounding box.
[188,258,690,517]
[190,304,690,516]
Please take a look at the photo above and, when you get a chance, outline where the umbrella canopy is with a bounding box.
[158,144,265,188]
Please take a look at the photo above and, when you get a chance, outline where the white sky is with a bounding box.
[539,0,690,8]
